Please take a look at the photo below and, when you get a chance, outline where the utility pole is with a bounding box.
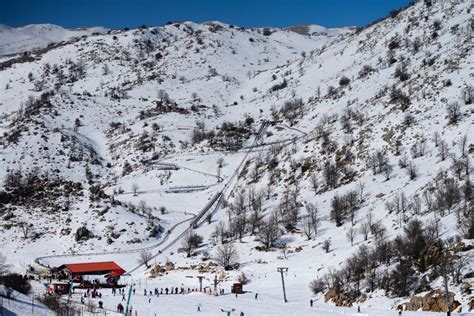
[277,267,288,303]
[125,284,133,315]
[197,276,205,292]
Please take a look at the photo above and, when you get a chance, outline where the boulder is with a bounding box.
[402,290,460,312]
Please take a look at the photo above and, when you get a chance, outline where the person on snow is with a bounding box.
[310,299,314,307]
[197,303,202,312]
[255,293,258,300]
[144,289,147,296]
[357,306,361,313]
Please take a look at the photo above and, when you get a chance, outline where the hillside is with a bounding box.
[0,24,107,57]
[0,0,472,314]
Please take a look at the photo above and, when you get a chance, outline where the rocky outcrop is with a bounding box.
[402,290,460,312]
[324,289,353,307]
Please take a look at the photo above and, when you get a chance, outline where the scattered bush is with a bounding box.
[0,273,31,296]
[339,76,351,87]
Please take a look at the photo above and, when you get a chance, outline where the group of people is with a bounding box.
[141,286,212,296]
[83,288,102,299]
[112,287,127,296]
[309,300,404,315]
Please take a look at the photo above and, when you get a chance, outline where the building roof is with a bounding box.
[59,261,126,275]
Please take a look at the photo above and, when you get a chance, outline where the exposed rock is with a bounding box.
[324,289,352,307]
[402,290,460,312]
[74,226,92,242]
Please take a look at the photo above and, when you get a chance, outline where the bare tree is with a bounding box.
[213,221,227,244]
[157,89,170,103]
[359,222,370,241]
[459,134,468,157]
[366,209,374,227]
[433,131,440,147]
[230,213,247,241]
[357,181,366,202]
[132,183,139,196]
[20,222,30,239]
[412,194,422,216]
[346,226,356,246]
[384,163,393,181]
[438,140,449,161]
[302,217,314,240]
[257,213,281,249]
[0,253,10,275]
[217,157,225,168]
[323,162,338,189]
[248,192,264,235]
[215,243,239,270]
[407,161,418,180]
[306,203,320,235]
[310,173,318,194]
[182,231,203,257]
[322,239,331,253]
[446,102,461,124]
[138,250,153,268]
[281,243,289,259]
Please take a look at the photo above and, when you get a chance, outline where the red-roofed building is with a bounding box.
[58,261,126,276]
[55,261,126,286]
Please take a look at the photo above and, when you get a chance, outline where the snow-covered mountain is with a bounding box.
[0,23,107,56]
[0,0,472,314]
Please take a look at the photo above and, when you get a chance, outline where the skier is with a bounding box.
[255,293,258,300]
[197,303,202,312]
[144,289,147,296]
[240,312,245,316]
[358,306,361,313]
[310,299,313,307]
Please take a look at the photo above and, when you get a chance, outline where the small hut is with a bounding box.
[231,282,243,294]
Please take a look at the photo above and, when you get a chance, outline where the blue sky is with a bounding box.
[1,0,413,29]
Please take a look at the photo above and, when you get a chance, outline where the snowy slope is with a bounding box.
[0,1,472,315]
[0,23,107,56]
[0,286,54,316]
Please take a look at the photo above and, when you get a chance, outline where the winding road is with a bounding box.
[34,121,314,275]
